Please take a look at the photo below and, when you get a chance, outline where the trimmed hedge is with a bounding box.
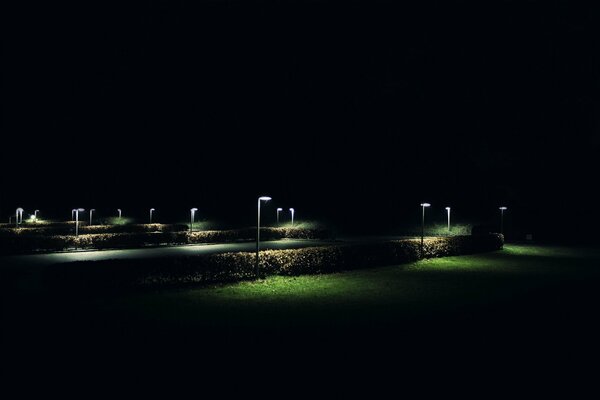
[44,234,504,290]
[0,227,333,255]
[0,223,188,237]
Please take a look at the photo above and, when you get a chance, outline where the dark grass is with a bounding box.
[3,244,600,381]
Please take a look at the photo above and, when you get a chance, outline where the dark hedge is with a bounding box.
[44,234,504,290]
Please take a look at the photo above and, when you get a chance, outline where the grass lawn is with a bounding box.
[4,244,600,374]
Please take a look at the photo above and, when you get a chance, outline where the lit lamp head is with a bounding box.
[445,207,451,211]
[499,206,508,211]
[259,196,272,202]
[150,208,155,212]
[191,208,198,214]
[277,208,283,212]
[421,203,431,208]
[289,208,295,213]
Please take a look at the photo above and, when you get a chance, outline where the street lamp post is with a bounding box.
[150,208,155,224]
[89,209,95,226]
[276,208,282,224]
[72,209,76,221]
[289,208,295,226]
[190,208,198,232]
[16,208,23,228]
[72,208,84,236]
[420,203,431,256]
[34,210,40,221]
[499,206,508,236]
[445,207,451,232]
[256,196,272,277]
[117,209,122,220]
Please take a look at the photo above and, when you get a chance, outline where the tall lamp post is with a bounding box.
[89,209,95,226]
[256,196,272,276]
[190,208,198,232]
[420,203,431,256]
[117,209,122,221]
[16,208,24,227]
[150,208,155,224]
[289,208,295,226]
[34,210,40,221]
[276,208,282,224]
[72,208,84,236]
[499,206,508,236]
[445,207,451,232]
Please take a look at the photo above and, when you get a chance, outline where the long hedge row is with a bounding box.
[0,223,189,237]
[0,227,333,255]
[44,234,504,290]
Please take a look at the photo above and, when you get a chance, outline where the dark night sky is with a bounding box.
[2,1,599,238]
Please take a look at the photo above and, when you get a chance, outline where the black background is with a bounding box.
[2,0,599,239]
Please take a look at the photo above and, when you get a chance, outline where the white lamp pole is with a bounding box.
[89,209,95,226]
[289,208,295,226]
[16,208,23,227]
[150,208,155,224]
[73,208,84,236]
[34,210,40,221]
[72,209,76,221]
[420,203,431,255]
[499,207,508,236]
[445,207,451,232]
[276,208,282,224]
[117,209,122,220]
[190,208,198,232]
[256,196,272,276]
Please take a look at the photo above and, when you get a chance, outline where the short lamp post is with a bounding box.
[72,208,84,236]
[190,208,198,232]
[289,208,295,226]
[89,209,95,226]
[150,208,155,224]
[420,203,431,256]
[499,206,508,236]
[445,207,451,232]
[256,196,272,276]
[276,208,282,224]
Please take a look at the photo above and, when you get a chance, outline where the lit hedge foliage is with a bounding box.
[0,223,188,237]
[44,234,503,290]
[0,227,333,254]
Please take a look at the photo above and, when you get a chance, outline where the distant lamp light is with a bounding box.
[117,209,122,220]
[289,208,295,226]
[34,210,40,220]
[89,209,95,226]
[445,207,451,232]
[150,208,156,224]
[276,208,283,224]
